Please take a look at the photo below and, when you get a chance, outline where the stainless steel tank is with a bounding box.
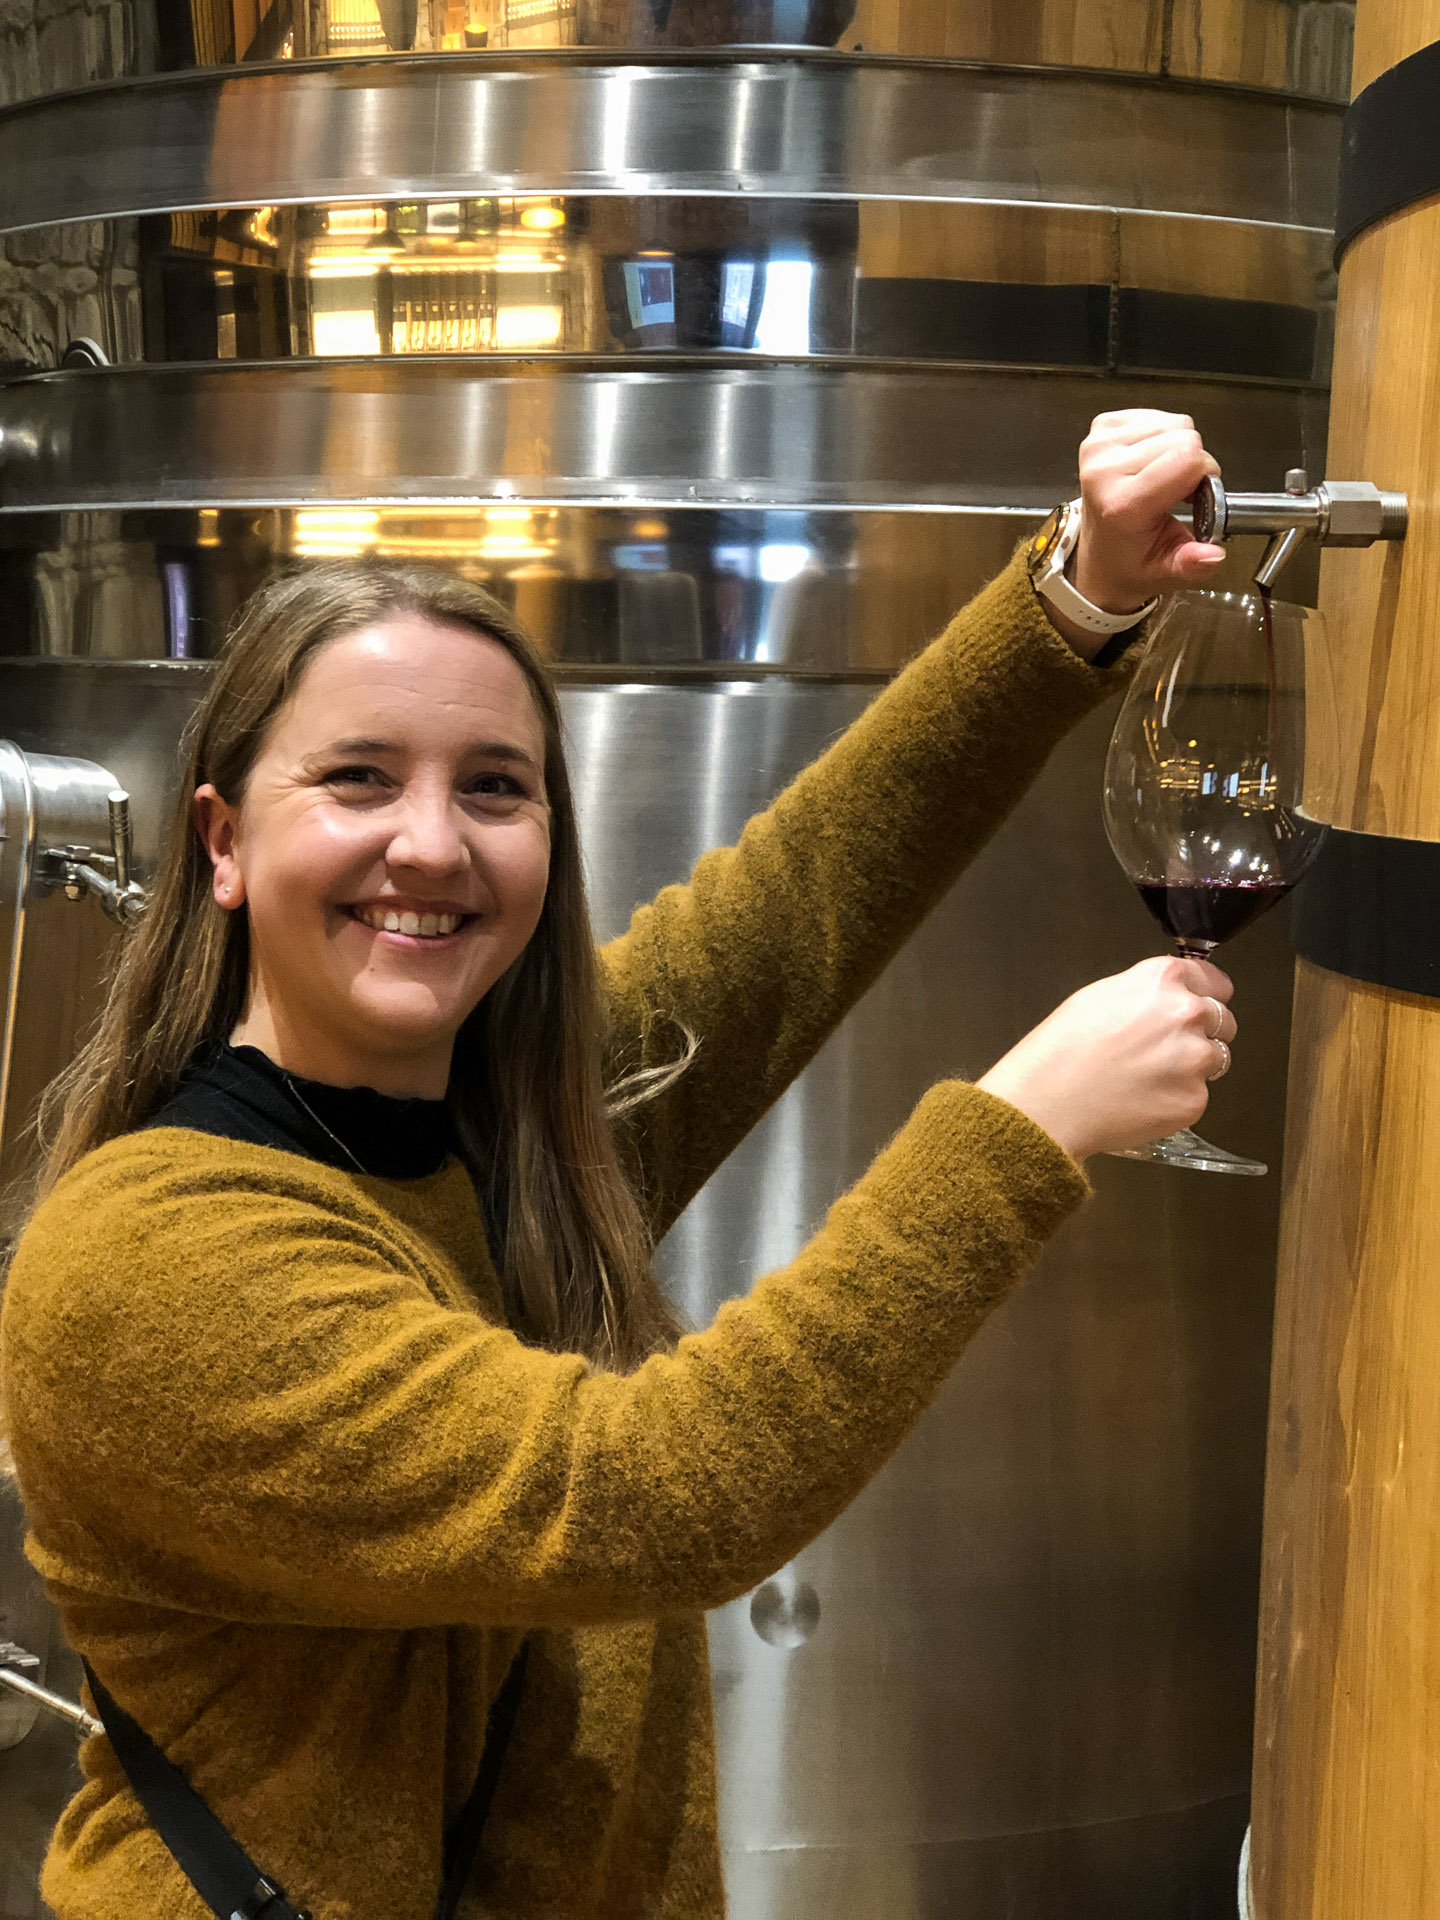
[0,3,1351,1913]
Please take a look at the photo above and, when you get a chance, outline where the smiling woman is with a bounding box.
[1,413,1247,1920]
[33,563,677,1374]
[199,615,554,1099]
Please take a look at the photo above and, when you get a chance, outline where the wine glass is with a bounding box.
[1102,590,1335,1175]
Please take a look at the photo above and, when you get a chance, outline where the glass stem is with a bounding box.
[1173,940,1217,963]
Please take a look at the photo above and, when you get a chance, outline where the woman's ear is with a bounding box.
[193,784,245,908]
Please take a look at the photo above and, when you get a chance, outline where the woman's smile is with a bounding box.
[348,900,473,940]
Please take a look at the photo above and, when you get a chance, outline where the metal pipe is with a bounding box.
[1254,524,1310,592]
[107,789,133,893]
[0,1653,100,1742]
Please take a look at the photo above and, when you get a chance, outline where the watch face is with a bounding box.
[1027,505,1066,577]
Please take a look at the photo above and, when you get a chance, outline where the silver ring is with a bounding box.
[1208,1039,1231,1081]
[1204,996,1226,1040]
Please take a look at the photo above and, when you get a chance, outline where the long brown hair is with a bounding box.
[35,563,682,1371]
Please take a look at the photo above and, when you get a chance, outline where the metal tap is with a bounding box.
[52,788,146,925]
[1191,468,1409,591]
[0,1640,101,1741]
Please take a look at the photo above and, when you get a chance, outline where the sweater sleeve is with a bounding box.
[598,547,1137,1237]
[2,1098,1086,1634]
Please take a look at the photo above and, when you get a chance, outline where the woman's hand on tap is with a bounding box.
[1056,410,1229,651]
[975,955,1237,1165]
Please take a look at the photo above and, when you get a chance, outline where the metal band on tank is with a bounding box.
[0,57,1342,238]
[1334,39,1440,266]
[0,360,1328,513]
[1293,824,1440,998]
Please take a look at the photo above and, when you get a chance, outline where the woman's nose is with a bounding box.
[386,792,468,875]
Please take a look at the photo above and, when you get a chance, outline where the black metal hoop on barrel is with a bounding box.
[1333,37,1440,266]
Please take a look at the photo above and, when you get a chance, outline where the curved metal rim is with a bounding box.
[3,349,1330,386]
[0,55,1342,240]
[0,655,899,684]
[0,357,1327,513]
[0,46,1351,116]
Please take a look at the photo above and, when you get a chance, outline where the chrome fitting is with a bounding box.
[1191,473,1409,590]
[50,789,146,925]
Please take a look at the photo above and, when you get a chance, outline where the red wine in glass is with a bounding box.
[1102,588,1335,1175]
[1136,878,1294,948]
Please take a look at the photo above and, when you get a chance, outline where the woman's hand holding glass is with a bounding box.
[977,956,1237,1166]
[980,403,1256,1164]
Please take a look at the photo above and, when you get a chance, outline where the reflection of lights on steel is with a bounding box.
[519,204,565,231]
[381,254,561,275]
[720,261,756,335]
[213,269,237,360]
[324,0,388,47]
[248,207,280,248]
[492,251,559,273]
[754,260,815,356]
[197,509,221,548]
[296,509,379,530]
[391,308,491,354]
[277,508,564,562]
[759,543,810,584]
[505,0,572,19]
[325,207,387,236]
[611,543,667,572]
[495,304,564,348]
[427,203,463,233]
[293,508,379,556]
[477,537,554,558]
[632,519,668,539]
[472,505,554,559]
[308,253,398,277]
[312,308,383,355]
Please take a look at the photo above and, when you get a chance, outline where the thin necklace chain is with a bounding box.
[281,1072,367,1174]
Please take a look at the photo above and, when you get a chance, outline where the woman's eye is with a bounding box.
[467,772,526,800]
[324,764,386,789]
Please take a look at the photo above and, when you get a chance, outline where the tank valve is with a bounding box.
[56,788,147,925]
[0,1640,101,1742]
[1191,469,1409,591]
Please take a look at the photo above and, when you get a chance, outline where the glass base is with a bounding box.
[1108,1127,1267,1176]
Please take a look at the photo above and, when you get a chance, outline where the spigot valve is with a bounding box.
[51,789,146,924]
[1191,473,1409,592]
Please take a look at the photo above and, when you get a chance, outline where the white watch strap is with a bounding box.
[1036,564,1159,636]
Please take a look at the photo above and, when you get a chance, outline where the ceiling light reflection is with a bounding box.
[495,304,564,348]
[293,508,379,556]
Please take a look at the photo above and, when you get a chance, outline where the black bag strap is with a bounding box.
[434,1641,530,1920]
[84,1640,529,1920]
[82,1660,311,1920]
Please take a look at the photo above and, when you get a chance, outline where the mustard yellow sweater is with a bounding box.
[1,553,1130,1919]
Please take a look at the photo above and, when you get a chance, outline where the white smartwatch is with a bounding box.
[1026,498,1158,636]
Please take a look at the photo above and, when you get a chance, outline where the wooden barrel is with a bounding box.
[1251,4,1440,1915]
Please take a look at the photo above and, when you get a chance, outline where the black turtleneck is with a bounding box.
[146,1043,455,1180]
